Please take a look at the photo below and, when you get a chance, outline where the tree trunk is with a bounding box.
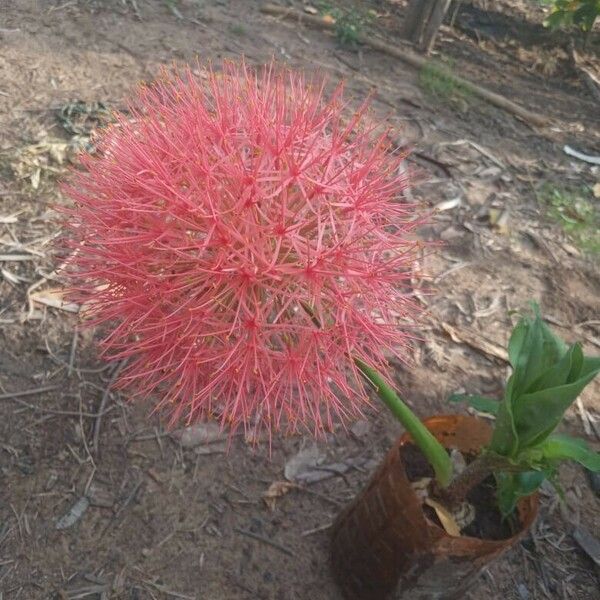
[401,0,452,53]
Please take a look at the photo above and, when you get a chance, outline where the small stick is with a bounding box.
[99,479,143,540]
[68,329,78,376]
[0,385,59,400]
[233,527,295,557]
[6,396,114,418]
[301,522,332,536]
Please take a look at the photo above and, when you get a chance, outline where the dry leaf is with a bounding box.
[489,208,510,235]
[284,444,324,481]
[322,14,336,24]
[441,322,508,363]
[424,498,461,537]
[435,197,461,211]
[303,5,318,14]
[263,481,296,511]
[30,168,41,190]
[178,422,226,448]
[593,183,600,198]
[56,496,89,530]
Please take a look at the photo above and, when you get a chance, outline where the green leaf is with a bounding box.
[448,393,500,415]
[566,342,585,383]
[527,343,580,393]
[508,309,561,400]
[496,470,548,517]
[540,320,568,364]
[513,364,600,448]
[508,319,528,370]
[490,390,518,456]
[582,356,600,378]
[540,434,600,471]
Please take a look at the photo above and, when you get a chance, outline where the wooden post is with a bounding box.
[422,0,452,53]
[401,0,451,54]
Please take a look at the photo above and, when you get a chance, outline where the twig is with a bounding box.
[142,581,195,600]
[233,526,295,557]
[0,385,59,400]
[68,329,78,376]
[301,522,332,536]
[5,396,115,418]
[295,484,344,507]
[0,254,38,262]
[99,479,143,540]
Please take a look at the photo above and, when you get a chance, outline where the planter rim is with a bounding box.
[398,413,539,548]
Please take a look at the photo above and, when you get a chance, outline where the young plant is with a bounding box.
[538,184,600,255]
[542,0,600,32]
[419,60,472,109]
[449,304,600,515]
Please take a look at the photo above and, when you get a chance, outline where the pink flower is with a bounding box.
[61,61,424,436]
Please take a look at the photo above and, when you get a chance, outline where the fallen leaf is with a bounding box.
[489,208,510,235]
[284,444,324,481]
[593,183,600,198]
[285,451,374,484]
[263,480,297,511]
[440,322,509,363]
[424,498,461,537]
[178,422,226,448]
[435,197,461,211]
[30,168,41,190]
[303,5,318,14]
[56,496,89,530]
[322,14,336,24]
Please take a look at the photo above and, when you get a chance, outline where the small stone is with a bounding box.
[350,419,370,438]
[516,583,530,600]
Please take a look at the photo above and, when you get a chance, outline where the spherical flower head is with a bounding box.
[62,61,425,437]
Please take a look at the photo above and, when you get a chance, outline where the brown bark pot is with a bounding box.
[330,415,539,600]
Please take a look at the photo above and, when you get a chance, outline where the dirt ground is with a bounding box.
[1,1,599,599]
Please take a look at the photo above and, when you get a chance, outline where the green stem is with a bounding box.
[355,358,453,488]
